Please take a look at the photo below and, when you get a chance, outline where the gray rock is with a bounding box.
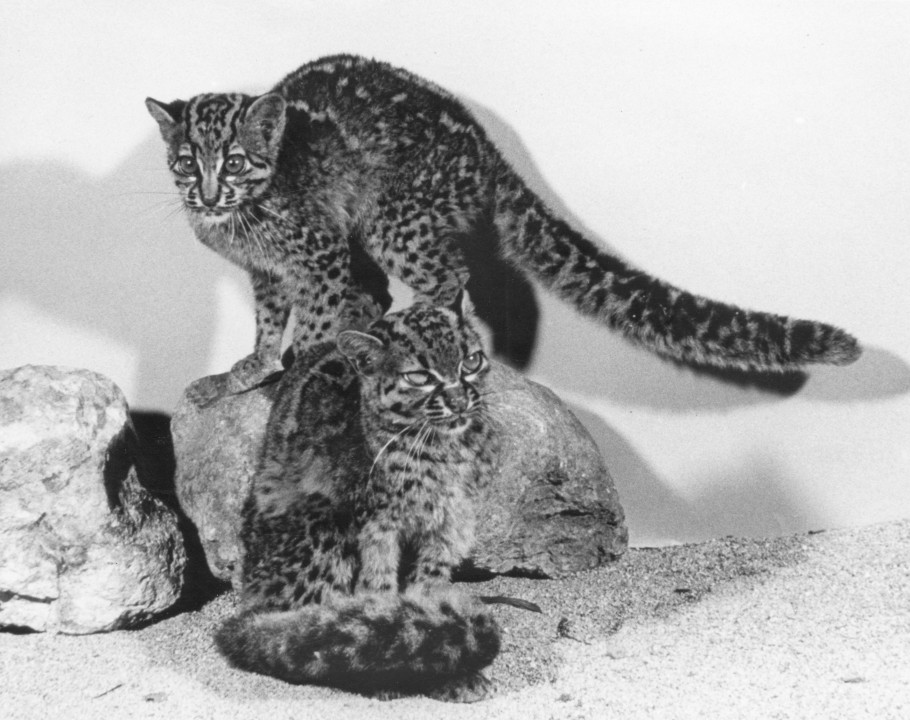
[472,363,627,577]
[171,361,626,584]
[0,366,187,634]
[170,374,278,585]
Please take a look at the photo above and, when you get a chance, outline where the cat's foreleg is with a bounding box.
[226,272,290,394]
[409,550,456,590]
[364,195,471,307]
[289,275,349,356]
[286,249,388,365]
[356,520,400,592]
[409,515,474,590]
[285,236,361,362]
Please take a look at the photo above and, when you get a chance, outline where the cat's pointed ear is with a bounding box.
[145,97,186,145]
[337,330,385,376]
[449,288,474,320]
[241,93,287,156]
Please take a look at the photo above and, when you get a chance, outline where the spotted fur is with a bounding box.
[147,53,860,390]
[214,298,500,701]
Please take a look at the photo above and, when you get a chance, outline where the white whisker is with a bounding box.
[369,423,416,479]
[258,204,284,221]
[402,421,432,481]
[163,203,187,222]
[243,209,273,264]
[238,210,263,261]
[131,197,183,219]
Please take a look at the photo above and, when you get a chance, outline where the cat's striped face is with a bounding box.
[146,93,286,223]
[338,299,489,433]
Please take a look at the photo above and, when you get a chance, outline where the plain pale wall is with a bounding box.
[1,0,908,545]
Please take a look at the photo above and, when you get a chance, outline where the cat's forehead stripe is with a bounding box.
[186,94,246,152]
[379,304,478,373]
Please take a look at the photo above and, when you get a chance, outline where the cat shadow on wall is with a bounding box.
[568,404,822,545]
[0,137,243,411]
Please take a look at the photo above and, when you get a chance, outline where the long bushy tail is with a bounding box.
[491,162,861,372]
[214,589,500,697]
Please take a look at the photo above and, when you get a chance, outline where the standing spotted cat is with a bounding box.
[146,54,860,393]
[215,296,500,701]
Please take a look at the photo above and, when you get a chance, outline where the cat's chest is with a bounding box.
[372,438,477,523]
[193,215,295,274]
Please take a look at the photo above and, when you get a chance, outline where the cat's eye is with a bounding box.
[461,351,485,374]
[224,154,246,174]
[176,156,197,175]
[402,370,434,386]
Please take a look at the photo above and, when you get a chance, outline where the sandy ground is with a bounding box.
[1,519,907,720]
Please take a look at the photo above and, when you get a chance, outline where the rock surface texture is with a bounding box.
[0,366,186,634]
[170,374,279,584]
[472,363,627,577]
[172,361,626,584]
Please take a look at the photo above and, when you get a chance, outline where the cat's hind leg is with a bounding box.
[363,151,486,306]
[285,238,389,368]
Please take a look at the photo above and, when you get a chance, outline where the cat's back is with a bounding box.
[273,54,483,144]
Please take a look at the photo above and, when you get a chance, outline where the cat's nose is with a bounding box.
[200,173,220,207]
[445,389,470,414]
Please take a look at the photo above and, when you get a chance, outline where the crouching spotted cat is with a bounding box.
[215,294,501,701]
[146,54,860,397]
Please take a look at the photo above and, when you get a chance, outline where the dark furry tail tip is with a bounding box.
[790,320,861,368]
[469,609,502,669]
[213,613,251,670]
[821,327,862,366]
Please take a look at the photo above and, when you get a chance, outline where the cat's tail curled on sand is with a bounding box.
[490,160,861,374]
[214,588,500,702]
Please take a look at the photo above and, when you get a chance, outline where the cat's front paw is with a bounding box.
[183,374,230,409]
[227,354,284,395]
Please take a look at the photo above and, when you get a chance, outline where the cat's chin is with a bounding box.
[433,417,473,435]
[194,209,233,226]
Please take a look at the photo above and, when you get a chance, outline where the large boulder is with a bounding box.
[0,366,187,634]
[172,361,626,584]
[470,364,627,577]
